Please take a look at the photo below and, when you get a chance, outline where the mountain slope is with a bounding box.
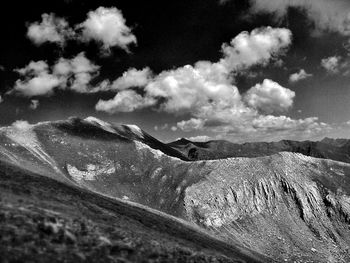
[168,138,350,162]
[0,159,266,263]
[1,117,350,262]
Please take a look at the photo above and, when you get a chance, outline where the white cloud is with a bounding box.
[12,52,99,96]
[289,69,312,83]
[95,90,155,113]
[93,27,328,141]
[244,79,295,113]
[187,135,211,142]
[246,0,350,36]
[91,67,152,92]
[27,13,73,46]
[27,7,136,53]
[111,68,152,90]
[321,56,341,73]
[78,7,136,52]
[29,100,40,110]
[14,69,63,96]
[145,65,241,114]
[177,118,205,132]
[220,27,292,71]
[154,123,169,131]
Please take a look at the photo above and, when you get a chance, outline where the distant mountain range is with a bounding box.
[168,137,350,162]
[1,117,350,262]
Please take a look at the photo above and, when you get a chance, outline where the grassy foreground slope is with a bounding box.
[0,160,270,263]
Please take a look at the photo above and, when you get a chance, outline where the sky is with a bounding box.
[1,0,350,142]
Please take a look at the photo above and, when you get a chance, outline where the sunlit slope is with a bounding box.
[1,117,350,262]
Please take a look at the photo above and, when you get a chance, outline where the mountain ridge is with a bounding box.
[168,136,350,162]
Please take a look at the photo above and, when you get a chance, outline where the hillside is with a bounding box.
[0,160,265,263]
[1,117,350,262]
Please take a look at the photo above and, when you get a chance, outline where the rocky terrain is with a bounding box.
[168,137,350,162]
[1,117,350,262]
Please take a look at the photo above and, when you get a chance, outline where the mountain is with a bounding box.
[1,117,350,262]
[168,137,350,162]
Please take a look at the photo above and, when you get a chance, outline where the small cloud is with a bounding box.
[273,59,284,67]
[289,69,312,83]
[95,90,155,113]
[29,99,40,110]
[0,95,3,103]
[77,7,137,52]
[0,65,5,71]
[154,123,168,131]
[321,56,341,74]
[177,118,205,132]
[244,79,295,113]
[12,52,99,97]
[170,126,177,131]
[90,67,152,92]
[27,13,74,46]
[186,135,211,142]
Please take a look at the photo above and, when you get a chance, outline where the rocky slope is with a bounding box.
[168,137,350,162]
[0,159,263,263]
[1,117,350,262]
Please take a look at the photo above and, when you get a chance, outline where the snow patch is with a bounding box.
[84,116,117,134]
[125,124,144,138]
[134,141,163,160]
[67,162,116,182]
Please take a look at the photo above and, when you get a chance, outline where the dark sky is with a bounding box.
[1,0,350,142]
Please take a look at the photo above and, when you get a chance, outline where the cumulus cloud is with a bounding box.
[289,69,312,83]
[27,13,74,46]
[187,135,211,142]
[177,118,205,132]
[29,100,40,110]
[220,27,292,71]
[91,67,152,92]
[245,0,350,36]
[154,123,169,131]
[94,27,329,141]
[77,7,136,52]
[95,90,155,113]
[27,7,136,53]
[96,27,291,115]
[244,79,295,113]
[111,68,152,90]
[321,56,341,73]
[12,52,99,96]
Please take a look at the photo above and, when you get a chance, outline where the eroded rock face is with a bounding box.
[1,117,350,262]
[184,153,350,262]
